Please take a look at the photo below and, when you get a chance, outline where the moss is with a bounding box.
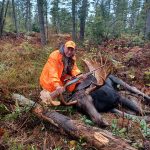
[144,71,150,83]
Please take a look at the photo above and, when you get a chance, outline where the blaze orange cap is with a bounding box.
[65,41,76,49]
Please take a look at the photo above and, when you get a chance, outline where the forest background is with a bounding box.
[1,0,150,44]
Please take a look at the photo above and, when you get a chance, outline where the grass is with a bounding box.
[0,40,53,94]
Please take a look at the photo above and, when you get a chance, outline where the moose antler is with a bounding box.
[83,52,112,86]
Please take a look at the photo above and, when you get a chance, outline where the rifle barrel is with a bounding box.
[64,66,104,87]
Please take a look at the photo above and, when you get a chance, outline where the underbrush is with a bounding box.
[0,41,53,94]
[121,34,145,47]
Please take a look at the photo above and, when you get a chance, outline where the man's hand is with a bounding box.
[56,86,65,95]
[40,90,52,105]
[40,89,60,106]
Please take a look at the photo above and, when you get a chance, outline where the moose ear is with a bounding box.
[82,53,112,85]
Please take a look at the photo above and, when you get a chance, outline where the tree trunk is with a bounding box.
[0,0,5,37]
[12,93,136,150]
[45,0,48,40]
[1,0,9,36]
[79,0,88,41]
[72,0,76,41]
[12,0,18,34]
[145,6,150,39]
[26,0,32,32]
[37,0,46,45]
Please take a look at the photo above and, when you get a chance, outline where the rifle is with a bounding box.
[49,66,103,106]
[65,66,103,87]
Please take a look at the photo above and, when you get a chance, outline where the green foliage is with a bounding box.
[76,59,84,72]
[52,105,76,116]
[121,34,144,46]
[85,0,148,43]
[77,137,86,150]
[4,15,15,32]
[140,119,150,139]
[20,42,34,51]
[10,143,25,150]
[131,35,144,46]
[59,8,72,33]
[32,23,40,32]
[112,115,150,141]
[81,115,94,126]
[144,70,150,83]
[3,101,21,121]
[53,147,62,150]
[0,104,9,114]
[2,100,31,121]
[1,0,150,42]
[86,0,112,44]
[2,130,37,150]
[86,15,105,44]
[3,0,30,32]
[146,32,150,40]
[51,0,60,33]
[111,119,127,138]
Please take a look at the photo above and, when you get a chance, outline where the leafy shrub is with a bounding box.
[140,119,150,139]
[131,36,144,46]
[121,34,144,47]
[32,23,40,32]
[81,115,94,126]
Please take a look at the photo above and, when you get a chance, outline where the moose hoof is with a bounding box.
[99,119,109,128]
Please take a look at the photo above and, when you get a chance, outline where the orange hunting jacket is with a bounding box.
[40,50,81,92]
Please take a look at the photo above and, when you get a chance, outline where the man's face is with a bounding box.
[64,46,75,57]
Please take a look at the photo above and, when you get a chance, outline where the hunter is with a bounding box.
[40,41,85,106]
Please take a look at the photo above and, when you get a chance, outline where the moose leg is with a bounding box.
[110,108,131,117]
[118,97,142,115]
[74,91,109,127]
[108,75,150,103]
[110,109,150,123]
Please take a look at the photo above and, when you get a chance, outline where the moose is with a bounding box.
[68,59,150,127]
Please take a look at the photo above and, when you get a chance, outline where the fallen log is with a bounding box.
[12,93,136,150]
